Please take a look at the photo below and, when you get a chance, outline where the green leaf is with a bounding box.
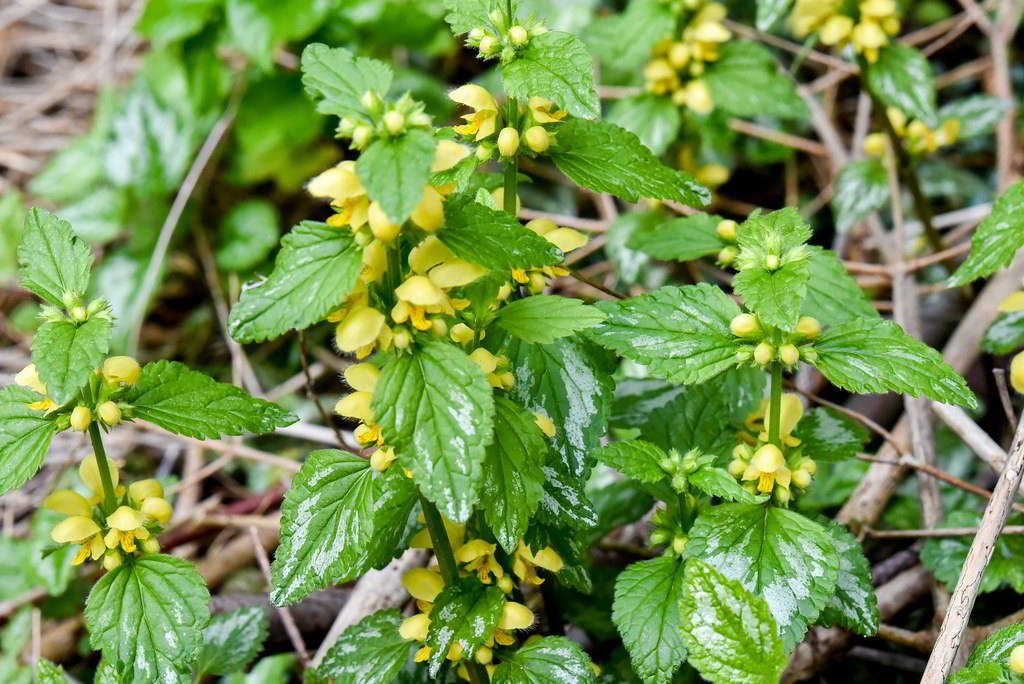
[832,160,888,234]
[34,660,67,684]
[373,341,495,522]
[0,386,59,496]
[815,517,879,636]
[57,186,127,244]
[198,606,269,676]
[756,0,794,30]
[737,206,812,253]
[357,129,437,224]
[704,42,807,120]
[438,194,563,270]
[611,556,687,684]
[592,440,668,484]
[228,221,363,343]
[482,398,547,553]
[626,212,725,262]
[865,44,937,127]
[549,119,710,207]
[583,0,673,83]
[588,284,741,385]
[539,457,599,530]
[312,609,415,684]
[795,407,869,463]
[680,559,787,684]
[300,43,393,120]
[443,0,510,35]
[226,0,336,72]
[124,360,298,439]
[606,94,681,157]
[425,580,504,676]
[491,335,614,475]
[950,662,1015,684]
[734,262,810,330]
[939,95,1014,139]
[28,134,107,203]
[18,208,93,307]
[501,31,600,119]
[85,554,211,682]
[920,510,1024,594]
[689,467,768,504]
[982,311,1024,354]
[811,318,977,408]
[948,181,1024,286]
[137,0,220,44]
[495,296,606,344]
[271,451,374,606]
[31,317,111,405]
[968,622,1024,667]
[491,636,596,684]
[802,246,880,323]
[216,200,280,272]
[684,504,839,650]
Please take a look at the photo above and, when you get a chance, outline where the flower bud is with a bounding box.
[476,144,494,161]
[141,497,173,525]
[469,27,484,41]
[863,132,887,157]
[371,447,397,472]
[802,459,817,475]
[716,219,737,241]
[717,246,737,266]
[393,327,413,350]
[479,35,498,55]
[728,459,747,477]
[102,356,141,386]
[368,202,401,242]
[499,602,535,630]
[103,551,122,571]
[1009,645,1024,674]
[97,401,122,426]
[476,646,494,664]
[352,125,374,148]
[763,254,780,270]
[497,575,515,593]
[774,486,791,504]
[142,538,161,554]
[730,313,760,338]
[733,444,752,460]
[672,536,687,554]
[70,406,92,432]
[383,110,405,135]
[497,127,520,157]
[795,316,821,339]
[779,344,800,366]
[668,42,691,68]
[508,25,529,45]
[753,342,775,365]
[792,468,812,488]
[524,126,550,153]
[1012,351,1024,394]
[72,305,88,322]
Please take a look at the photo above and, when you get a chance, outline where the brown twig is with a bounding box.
[298,330,346,448]
[248,525,309,666]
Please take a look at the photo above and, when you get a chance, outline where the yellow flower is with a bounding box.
[411,186,446,233]
[789,0,841,37]
[51,516,105,565]
[335,365,380,444]
[513,542,563,585]
[368,202,401,243]
[644,59,679,95]
[528,97,567,124]
[309,161,370,229]
[499,601,535,630]
[851,20,888,62]
[392,275,464,331]
[741,444,792,494]
[534,413,556,438]
[432,140,471,173]
[404,567,444,603]
[819,14,854,45]
[450,85,499,140]
[455,539,504,584]
[101,356,141,386]
[745,394,804,447]
[15,364,57,411]
[1011,352,1024,394]
[104,505,150,554]
[334,305,389,358]
[80,453,120,505]
[410,515,465,550]
[999,291,1024,312]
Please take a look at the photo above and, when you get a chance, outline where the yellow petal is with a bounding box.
[775,466,792,490]
[819,15,853,45]
[410,236,457,274]
[544,228,588,253]
[43,490,91,518]
[344,364,380,393]
[999,292,1024,312]
[80,453,119,497]
[128,479,163,503]
[449,85,497,113]
[400,613,431,641]
[1012,352,1024,394]
[528,97,567,123]
[404,568,444,602]
[456,539,496,563]
[15,364,47,395]
[428,261,486,288]
[764,394,804,438]
[336,307,386,352]
[335,391,374,423]
[499,602,535,630]
[533,547,564,573]
[396,275,446,306]
[51,516,101,544]
[432,140,471,173]
[141,497,173,525]
[106,505,145,532]
[411,186,445,233]
[101,356,141,386]
[469,348,499,374]
[751,444,785,473]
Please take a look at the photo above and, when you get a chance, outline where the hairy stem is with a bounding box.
[88,422,118,514]
[768,362,783,448]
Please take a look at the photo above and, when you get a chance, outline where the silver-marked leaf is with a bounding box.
[939,95,1014,139]
[832,159,888,234]
[197,606,268,676]
[865,44,937,127]
[311,609,415,684]
[795,407,869,463]
[689,467,768,504]
[491,636,596,683]
[815,517,879,636]
[425,580,504,676]
[704,42,807,120]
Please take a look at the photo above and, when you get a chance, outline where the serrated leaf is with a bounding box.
[704,42,807,120]
[495,296,606,344]
[638,382,736,457]
[34,660,68,684]
[968,622,1024,667]
[491,636,596,683]
[689,467,768,504]
[865,44,937,127]
[483,397,547,553]
[491,334,614,476]
[300,43,393,120]
[85,554,210,683]
[802,246,880,323]
[587,284,741,385]
[606,94,681,156]
[811,318,977,407]
[539,458,598,529]
[815,517,879,636]
[357,129,436,224]
[948,181,1024,286]
[198,606,268,676]
[982,311,1024,354]
[734,262,810,330]
[795,407,869,463]
[549,119,710,207]
[832,160,888,234]
[226,0,336,72]
[611,556,687,684]
[271,451,374,606]
[18,208,93,307]
[437,194,563,270]
[684,504,839,650]
[582,0,673,83]
[228,221,363,343]
[501,31,600,119]
[124,360,298,439]
[587,478,656,545]
[939,95,1014,139]
[920,510,1024,594]
[756,0,794,30]
[950,662,1015,684]
[443,0,511,35]
[311,609,414,684]
[626,212,725,262]
[0,386,59,496]
[680,559,787,684]
[31,317,111,405]
[425,580,504,676]
[737,206,812,254]
[373,341,494,522]
[592,440,668,484]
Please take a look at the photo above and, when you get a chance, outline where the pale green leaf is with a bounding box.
[357,129,437,224]
[425,580,504,676]
[939,95,1014,139]
[443,0,511,35]
[606,94,681,156]
[592,440,668,484]
[734,262,810,330]
[438,195,563,270]
[626,212,725,262]
[300,43,393,120]
[28,135,107,203]
[34,660,68,684]
[311,610,415,684]
[32,317,111,405]
[495,296,606,344]
[198,606,269,676]
[948,181,1024,286]
[491,636,596,683]
[582,0,673,83]
[705,42,807,120]
[689,467,768,504]
[756,0,794,30]
[832,160,888,234]
[123,361,298,439]
[228,221,363,343]
[0,386,59,496]
[137,0,220,44]
[18,208,93,307]
[502,31,600,119]
[950,662,1014,684]
[216,200,280,272]
[865,44,937,127]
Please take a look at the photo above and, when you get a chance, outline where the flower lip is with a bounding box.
[51,516,101,544]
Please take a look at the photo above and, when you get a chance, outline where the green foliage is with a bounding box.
[939,96,1014,139]
[756,0,795,30]
[832,160,888,234]
[592,440,670,484]
[32,317,111,405]
[502,31,600,119]
[611,556,687,684]
[495,295,606,344]
[300,44,394,120]
[310,610,415,684]
[982,312,1024,354]
[948,181,1024,286]
[920,510,1024,594]
[583,0,673,83]
[425,580,504,676]
[606,95,681,157]
[123,360,297,438]
[0,386,59,496]
[137,0,221,45]
[226,0,336,72]
[228,221,363,343]
[18,208,93,307]
[626,213,726,262]
[197,606,269,676]
[680,559,787,684]
[802,247,880,323]
[865,44,938,127]
[491,636,597,683]
[373,340,495,522]
[85,554,211,682]
[795,407,870,463]
[358,129,437,224]
[704,42,808,120]
[34,660,68,684]
[549,119,711,207]
[968,623,1024,667]
[815,517,879,636]
[215,200,281,272]
[438,194,563,270]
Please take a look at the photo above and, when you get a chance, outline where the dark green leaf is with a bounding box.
[815,517,879,636]
[216,200,280,272]
[795,407,870,463]
[948,181,1024,286]
[226,0,335,71]
[312,609,414,684]
[495,296,606,344]
[502,31,600,119]
[982,312,1024,354]
[300,43,393,120]
[582,0,674,83]
[705,42,807,120]
[920,510,1024,594]
[438,194,563,270]
[865,44,937,127]
[949,662,1014,684]
[689,467,768,504]
[198,606,268,676]
[357,129,437,224]
[606,94,681,157]
[612,556,687,684]
[832,160,888,234]
[0,386,59,496]
[32,317,111,405]
[18,208,93,307]
[626,213,725,262]
[802,246,880,323]
[425,580,504,676]
[967,622,1024,667]
[592,440,668,484]
[491,636,596,683]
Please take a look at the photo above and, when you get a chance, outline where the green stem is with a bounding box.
[768,362,783,448]
[503,101,518,217]
[418,494,489,684]
[385,242,403,309]
[88,422,118,514]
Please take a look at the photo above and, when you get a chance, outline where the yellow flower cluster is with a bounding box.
[45,454,171,569]
[790,0,901,63]
[15,356,138,429]
[676,146,731,189]
[450,86,566,158]
[728,394,817,502]
[510,219,589,293]
[863,108,961,157]
[644,3,731,114]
